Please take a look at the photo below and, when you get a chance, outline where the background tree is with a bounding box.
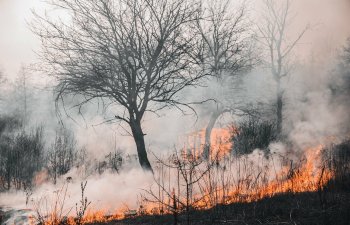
[0,116,21,190]
[0,67,6,85]
[0,116,44,190]
[195,0,253,158]
[47,127,77,184]
[257,0,308,136]
[329,38,350,131]
[12,127,45,189]
[14,65,32,129]
[31,0,205,172]
[0,67,8,104]
[338,38,350,97]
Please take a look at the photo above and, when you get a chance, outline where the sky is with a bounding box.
[0,0,41,79]
[0,0,350,79]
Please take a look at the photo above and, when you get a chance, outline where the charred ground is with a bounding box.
[87,191,350,225]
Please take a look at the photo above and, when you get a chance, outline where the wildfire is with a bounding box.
[37,129,334,225]
[68,208,124,224]
[224,145,333,204]
[190,144,333,209]
[37,200,164,225]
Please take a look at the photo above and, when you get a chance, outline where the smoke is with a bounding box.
[1,168,153,215]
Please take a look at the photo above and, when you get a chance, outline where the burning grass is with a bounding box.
[9,127,347,225]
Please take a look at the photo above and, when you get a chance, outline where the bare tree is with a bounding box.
[195,0,253,158]
[257,0,308,136]
[0,68,3,86]
[31,0,206,172]
[0,67,6,84]
[0,67,8,102]
[339,38,350,94]
[105,150,123,173]
[143,150,215,225]
[14,65,32,129]
[47,127,77,184]
[344,38,350,64]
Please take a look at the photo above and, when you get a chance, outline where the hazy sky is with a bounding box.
[0,0,349,79]
[0,0,40,79]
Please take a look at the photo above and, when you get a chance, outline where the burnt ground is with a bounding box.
[87,190,350,225]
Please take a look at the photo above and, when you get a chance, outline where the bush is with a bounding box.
[12,127,45,189]
[231,116,276,155]
[46,127,79,184]
[325,139,350,191]
[0,120,44,190]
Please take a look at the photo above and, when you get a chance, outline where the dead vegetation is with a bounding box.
[49,137,340,225]
[85,139,350,225]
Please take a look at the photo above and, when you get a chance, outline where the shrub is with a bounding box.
[231,116,276,155]
[325,139,350,191]
[0,118,44,191]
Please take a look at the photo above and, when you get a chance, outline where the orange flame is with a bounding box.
[181,127,235,160]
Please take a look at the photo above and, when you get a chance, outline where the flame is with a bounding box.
[188,144,332,210]
[33,169,49,186]
[39,203,162,224]
[224,145,332,204]
[181,127,234,160]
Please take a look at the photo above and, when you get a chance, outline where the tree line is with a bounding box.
[0,115,128,191]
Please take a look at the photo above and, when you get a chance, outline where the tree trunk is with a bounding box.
[6,167,11,190]
[276,81,283,136]
[130,119,153,172]
[173,190,177,225]
[186,182,190,225]
[203,108,229,160]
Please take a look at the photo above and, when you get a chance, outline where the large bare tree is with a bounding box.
[257,0,308,136]
[195,0,252,158]
[31,0,205,172]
